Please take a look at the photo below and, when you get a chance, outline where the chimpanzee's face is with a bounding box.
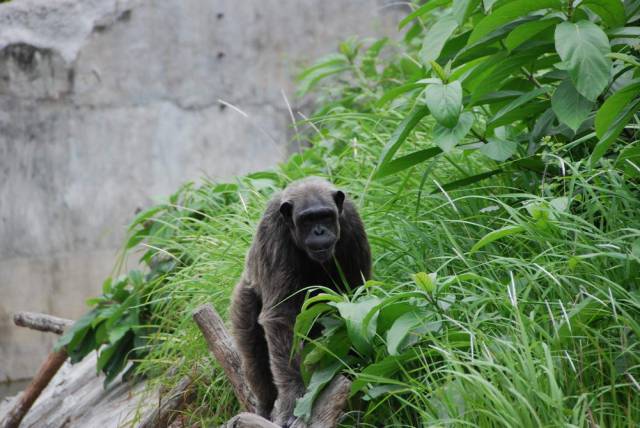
[279,190,344,263]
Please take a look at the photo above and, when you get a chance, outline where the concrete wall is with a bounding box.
[0,0,401,381]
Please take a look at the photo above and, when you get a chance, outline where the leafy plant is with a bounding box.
[55,1,640,426]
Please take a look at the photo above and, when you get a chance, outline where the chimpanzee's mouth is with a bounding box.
[309,248,334,262]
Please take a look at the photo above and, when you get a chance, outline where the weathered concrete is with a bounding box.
[0,0,402,382]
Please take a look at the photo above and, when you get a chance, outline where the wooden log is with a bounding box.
[221,412,279,428]
[192,304,256,413]
[0,311,73,428]
[194,304,351,428]
[0,349,69,428]
[290,375,351,428]
[13,311,73,335]
[137,375,196,428]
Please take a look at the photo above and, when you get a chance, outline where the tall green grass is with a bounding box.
[125,118,638,426]
[59,1,640,425]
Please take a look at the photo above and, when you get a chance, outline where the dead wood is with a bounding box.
[192,304,256,413]
[137,375,196,428]
[0,349,69,428]
[290,375,351,428]
[221,412,279,428]
[13,311,73,335]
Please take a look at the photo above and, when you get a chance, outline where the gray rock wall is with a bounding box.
[0,0,401,381]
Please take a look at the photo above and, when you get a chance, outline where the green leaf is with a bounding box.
[432,111,474,152]
[615,144,640,179]
[555,298,608,344]
[451,0,477,25]
[294,361,342,422]
[420,15,459,65]
[479,137,518,161]
[470,225,526,253]
[592,97,640,163]
[423,81,463,128]
[431,169,503,193]
[399,0,451,29]
[580,0,626,28]
[296,54,351,97]
[386,312,440,355]
[350,351,421,396]
[412,272,437,293]
[505,17,561,51]
[333,297,381,356]
[488,86,550,129]
[554,21,611,101]
[376,82,422,107]
[468,0,562,44]
[551,79,594,132]
[374,147,442,179]
[595,79,640,139]
[55,308,99,352]
[378,106,430,165]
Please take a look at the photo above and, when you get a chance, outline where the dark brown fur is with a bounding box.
[230,178,371,426]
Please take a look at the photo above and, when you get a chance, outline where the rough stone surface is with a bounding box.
[0,0,403,382]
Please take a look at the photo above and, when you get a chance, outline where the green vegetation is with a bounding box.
[58,0,639,426]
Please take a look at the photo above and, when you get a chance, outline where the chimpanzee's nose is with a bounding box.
[313,226,325,236]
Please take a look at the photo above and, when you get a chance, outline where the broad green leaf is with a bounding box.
[420,15,459,65]
[468,0,562,44]
[295,303,333,342]
[554,21,611,101]
[103,332,132,384]
[350,351,419,396]
[334,296,381,356]
[294,361,342,422]
[488,86,550,129]
[379,106,430,164]
[432,111,474,152]
[376,82,422,107]
[505,17,561,51]
[451,0,477,25]
[580,0,626,28]
[470,225,526,253]
[386,312,441,355]
[482,0,499,12]
[595,79,640,139]
[423,81,463,127]
[412,272,437,293]
[592,97,640,163]
[374,147,442,179]
[479,137,518,161]
[551,79,594,132]
[376,301,424,333]
[399,0,451,29]
[55,308,99,351]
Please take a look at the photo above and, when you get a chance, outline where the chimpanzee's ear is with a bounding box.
[333,190,345,213]
[279,200,293,219]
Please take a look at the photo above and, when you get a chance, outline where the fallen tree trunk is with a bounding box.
[13,311,73,335]
[221,412,279,428]
[0,350,69,428]
[137,375,196,428]
[0,312,74,428]
[192,304,256,413]
[193,304,352,428]
[290,375,351,428]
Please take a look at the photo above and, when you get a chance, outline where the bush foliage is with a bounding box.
[58,0,639,426]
